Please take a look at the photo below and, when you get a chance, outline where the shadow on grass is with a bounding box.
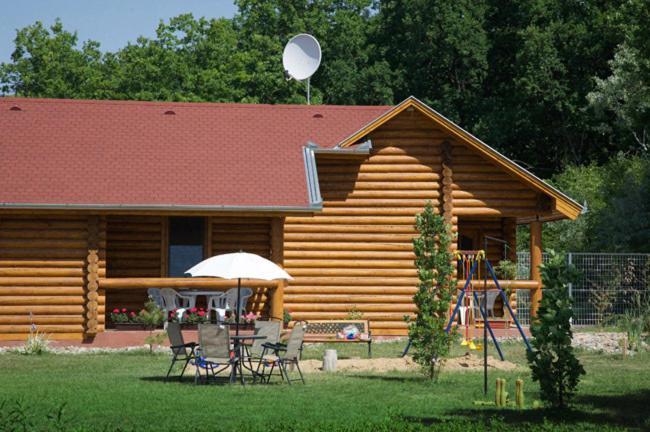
[140,375,289,387]
[402,389,650,430]
[574,388,650,428]
[348,374,425,383]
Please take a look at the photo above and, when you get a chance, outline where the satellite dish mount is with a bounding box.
[283,34,322,105]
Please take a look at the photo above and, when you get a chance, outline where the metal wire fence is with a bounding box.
[515,252,650,326]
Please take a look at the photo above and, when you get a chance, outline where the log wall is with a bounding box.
[285,110,442,335]
[451,142,541,218]
[0,215,106,340]
[285,109,535,335]
[105,216,164,314]
[457,217,516,264]
[211,217,273,314]
[103,216,275,322]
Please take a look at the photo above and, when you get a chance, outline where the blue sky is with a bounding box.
[0,0,237,63]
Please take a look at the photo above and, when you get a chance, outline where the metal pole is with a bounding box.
[306,78,310,105]
[568,252,573,326]
[234,277,242,384]
[236,278,241,336]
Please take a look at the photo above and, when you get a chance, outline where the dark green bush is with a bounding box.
[527,251,585,408]
[408,202,457,380]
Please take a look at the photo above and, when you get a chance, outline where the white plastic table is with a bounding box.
[178,290,226,314]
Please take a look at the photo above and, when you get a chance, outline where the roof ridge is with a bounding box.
[0,96,391,111]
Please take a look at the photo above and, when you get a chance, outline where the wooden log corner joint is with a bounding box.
[441,140,454,224]
[84,216,100,336]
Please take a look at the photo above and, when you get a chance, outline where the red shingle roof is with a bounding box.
[0,98,389,210]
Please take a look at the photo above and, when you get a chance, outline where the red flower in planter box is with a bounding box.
[109,308,130,324]
[184,308,208,325]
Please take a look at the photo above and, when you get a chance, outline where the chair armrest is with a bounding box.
[262,342,287,353]
[170,342,197,350]
[262,342,286,349]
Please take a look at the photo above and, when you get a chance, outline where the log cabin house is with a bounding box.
[0,96,581,340]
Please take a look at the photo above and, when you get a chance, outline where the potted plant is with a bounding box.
[138,299,166,352]
[283,308,292,329]
[138,299,165,330]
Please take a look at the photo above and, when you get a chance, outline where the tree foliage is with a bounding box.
[527,250,585,408]
[519,155,650,253]
[0,0,647,176]
[408,202,457,380]
[588,0,650,151]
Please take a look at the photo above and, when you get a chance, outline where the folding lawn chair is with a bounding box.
[244,320,281,379]
[194,324,241,384]
[164,322,197,382]
[257,321,306,385]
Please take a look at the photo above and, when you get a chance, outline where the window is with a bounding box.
[168,217,205,277]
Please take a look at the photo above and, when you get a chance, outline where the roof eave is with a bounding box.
[0,202,319,213]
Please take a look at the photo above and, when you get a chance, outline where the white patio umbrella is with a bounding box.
[185,252,293,336]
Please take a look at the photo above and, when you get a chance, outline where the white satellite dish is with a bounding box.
[283,34,321,104]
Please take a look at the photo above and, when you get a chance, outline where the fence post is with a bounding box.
[567,253,573,299]
[567,252,573,326]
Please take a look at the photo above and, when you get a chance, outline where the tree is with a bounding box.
[374,0,489,125]
[1,0,641,180]
[588,0,650,152]
[108,14,248,102]
[0,20,112,98]
[234,0,394,104]
[527,250,585,408]
[477,0,626,172]
[521,155,650,253]
[408,202,457,380]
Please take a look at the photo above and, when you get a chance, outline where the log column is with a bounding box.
[270,217,285,320]
[529,219,542,318]
[441,141,454,225]
[84,216,100,336]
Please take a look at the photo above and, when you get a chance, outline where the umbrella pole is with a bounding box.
[236,278,241,337]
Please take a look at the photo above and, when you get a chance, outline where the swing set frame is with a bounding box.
[445,252,532,361]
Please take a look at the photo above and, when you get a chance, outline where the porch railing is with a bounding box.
[99,278,286,321]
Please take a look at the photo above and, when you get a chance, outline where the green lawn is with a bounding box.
[0,341,648,431]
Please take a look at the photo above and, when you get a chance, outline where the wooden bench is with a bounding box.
[303,320,372,358]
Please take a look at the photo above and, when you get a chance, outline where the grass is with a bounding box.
[0,341,648,431]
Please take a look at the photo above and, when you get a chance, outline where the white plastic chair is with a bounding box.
[160,288,194,313]
[147,288,165,310]
[206,292,227,319]
[220,287,254,316]
[485,291,500,317]
[473,291,500,318]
